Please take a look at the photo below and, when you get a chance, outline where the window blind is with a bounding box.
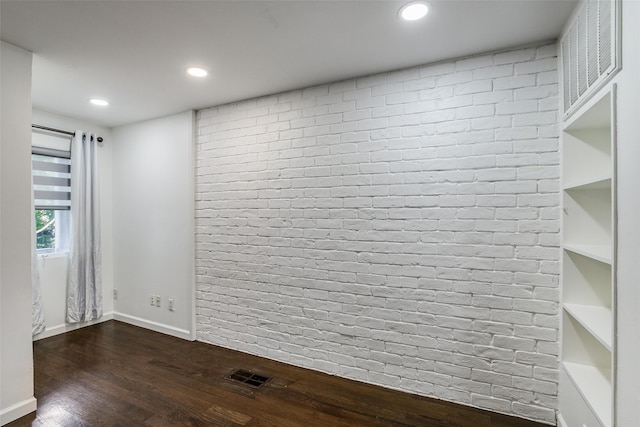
[32,147,71,210]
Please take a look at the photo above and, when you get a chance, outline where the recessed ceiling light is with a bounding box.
[399,2,429,21]
[186,67,208,77]
[89,98,109,106]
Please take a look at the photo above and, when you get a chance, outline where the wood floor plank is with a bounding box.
[7,321,547,427]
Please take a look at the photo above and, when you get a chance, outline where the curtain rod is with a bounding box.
[32,124,104,143]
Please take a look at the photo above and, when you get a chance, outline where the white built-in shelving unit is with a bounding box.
[558,0,620,422]
[559,87,616,427]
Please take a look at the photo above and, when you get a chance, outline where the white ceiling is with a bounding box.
[1,0,577,128]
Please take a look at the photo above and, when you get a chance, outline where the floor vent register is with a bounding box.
[226,369,272,389]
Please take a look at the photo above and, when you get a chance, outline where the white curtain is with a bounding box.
[31,174,45,336]
[67,131,102,322]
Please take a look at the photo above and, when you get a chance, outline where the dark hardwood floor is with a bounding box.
[8,321,545,427]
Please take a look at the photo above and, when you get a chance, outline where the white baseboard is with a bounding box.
[33,312,114,341]
[0,397,37,426]
[113,312,194,341]
[31,311,193,342]
[557,413,567,427]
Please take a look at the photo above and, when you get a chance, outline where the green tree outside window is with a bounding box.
[35,209,55,249]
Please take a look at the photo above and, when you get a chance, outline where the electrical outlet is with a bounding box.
[168,298,175,311]
[113,289,118,300]
[150,295,155,306]
[155,295,161,307]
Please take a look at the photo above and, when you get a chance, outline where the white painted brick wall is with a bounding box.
[195,43,559,424]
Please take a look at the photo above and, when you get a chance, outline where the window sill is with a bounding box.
[37,251,69,260]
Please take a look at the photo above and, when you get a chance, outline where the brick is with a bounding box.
[515,84,557,100]
[514,58,558,75]
[454,79,492,95]
[493,48,536,65]
[494,75,536,90]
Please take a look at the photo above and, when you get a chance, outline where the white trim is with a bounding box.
[188,109,197,341]
[0,397,37,425]
[114,312,193,341]
[32,312,114,341]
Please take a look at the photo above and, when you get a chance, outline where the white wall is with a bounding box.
[195,44,560,424]
[31,110,114,339]
[614,0,640,424]
[112,111,195,340]
[0,42,37,425]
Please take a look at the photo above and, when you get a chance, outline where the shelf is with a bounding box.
[563,188,612,251]
[563,361,612,427]
[563,176,611,191]
[563,91,612,132]
[562,130,611,187]
[562,249,611,315]
[564,303,612,350]
[561,91,612,192]
[563,244,612,265]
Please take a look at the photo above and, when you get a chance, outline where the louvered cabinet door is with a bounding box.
[560,0,619,118]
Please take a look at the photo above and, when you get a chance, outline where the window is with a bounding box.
[32,132,72,254]
[34,209,71,254]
